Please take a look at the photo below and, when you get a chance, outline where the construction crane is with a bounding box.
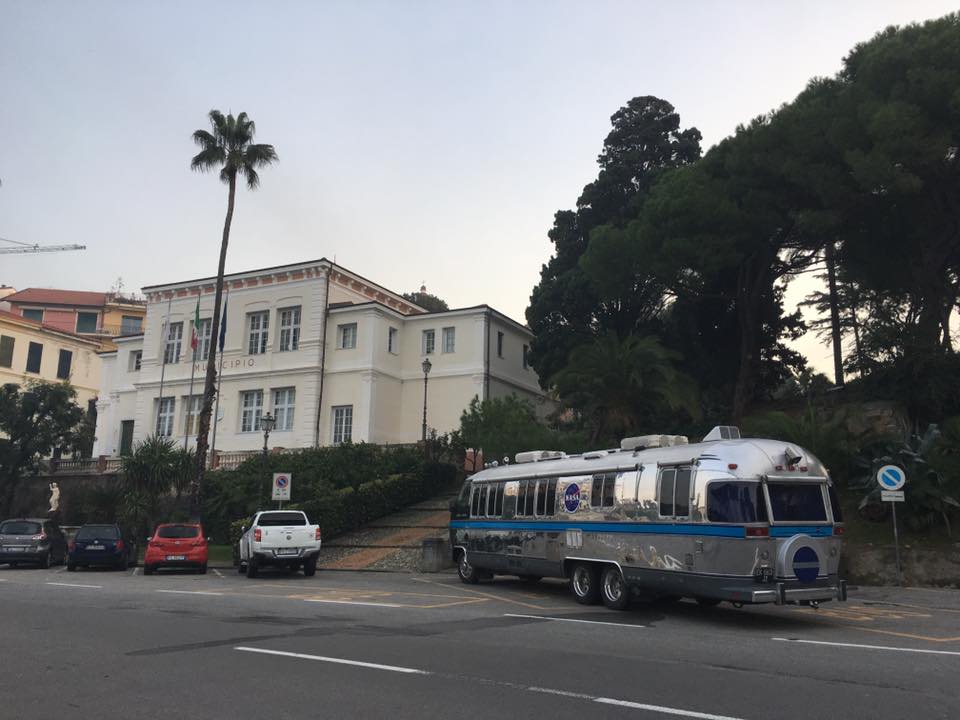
[0,236,86,255]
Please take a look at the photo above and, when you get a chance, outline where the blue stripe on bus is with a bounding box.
[449,520,745,537]
[770,525,833,537]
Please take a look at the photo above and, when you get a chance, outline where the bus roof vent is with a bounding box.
[620,434,689,451]
[583,451,605,460]
[514,450,566,464]
[702,425,741,442]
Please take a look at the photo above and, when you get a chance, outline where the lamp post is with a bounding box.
[421,358,432,442]
[260,412,276,506]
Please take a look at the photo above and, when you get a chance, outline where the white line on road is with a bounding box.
[55,566,68,573]
[304,599,404,608]
[46,582,101,589]
[504,613,645,629]
[596,698,746,720]
[527,686,594,700]
[156,589,225,596]
[772,637,960,657]
[235,646,428,674]
[212,568,224,578]
[131,567,139,577]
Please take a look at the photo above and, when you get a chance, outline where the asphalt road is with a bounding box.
[0,563,956,720]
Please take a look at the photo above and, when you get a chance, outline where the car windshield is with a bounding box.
[766,483,828,522]
[0,521,41,535]
[157,525,200,539]
[76,526,120,540]
[258,512,306,527]
[707,482,768,523]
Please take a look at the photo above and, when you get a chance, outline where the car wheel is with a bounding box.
[144,565,155,576]
[199,564,207,575]
[457,553,480,584]
[304,558,317,577]
[600,565,630,610]
[569,562,601,605]
[246,559,259,578]
[66,563,76,572]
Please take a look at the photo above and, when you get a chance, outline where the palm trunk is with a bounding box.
[190,171,236,519]
[825,241,844,386]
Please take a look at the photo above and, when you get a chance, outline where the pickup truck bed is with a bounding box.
[238,510,322,578]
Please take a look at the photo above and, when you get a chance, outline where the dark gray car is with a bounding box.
[0,518,68,568]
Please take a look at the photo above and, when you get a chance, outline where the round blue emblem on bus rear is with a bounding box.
[564,483,580,512]
[792,546,820,583]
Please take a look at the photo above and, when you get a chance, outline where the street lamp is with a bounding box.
[421,358,432,442]
[260,412,276,505]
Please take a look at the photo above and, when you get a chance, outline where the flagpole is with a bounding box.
[210,289,228,468]
[156,294,173,435]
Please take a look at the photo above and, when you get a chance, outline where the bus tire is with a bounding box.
[457,553,480,584]
[570,562,601,605]
[601,565,630,611]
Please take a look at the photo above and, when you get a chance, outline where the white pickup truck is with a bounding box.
[238,510,321,578]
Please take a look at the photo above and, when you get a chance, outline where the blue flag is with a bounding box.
[218,295,228,352]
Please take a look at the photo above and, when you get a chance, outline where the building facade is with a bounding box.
[93,259,547,457]
[0,309,102,407]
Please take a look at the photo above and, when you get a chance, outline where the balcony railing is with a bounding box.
[48,456,123,474]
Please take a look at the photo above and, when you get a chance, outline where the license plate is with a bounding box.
[166,555,186,561]
[277,548,298,556]
[87,545,105,550]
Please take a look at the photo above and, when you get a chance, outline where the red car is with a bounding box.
[144,523,209,575]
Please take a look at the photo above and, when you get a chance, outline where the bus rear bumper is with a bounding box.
[748,579,847,605]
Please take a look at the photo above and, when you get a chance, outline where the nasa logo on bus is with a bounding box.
[563,483,581,512]
[792,546,820,583]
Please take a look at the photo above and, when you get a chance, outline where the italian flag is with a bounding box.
[190,296,200,351]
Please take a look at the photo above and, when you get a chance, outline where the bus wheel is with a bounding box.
[570,563,600,605]
[601,566,630,611]
[457,553,480,584]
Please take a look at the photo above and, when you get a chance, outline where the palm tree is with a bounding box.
[188,110,277,517]
[552,333,701,443]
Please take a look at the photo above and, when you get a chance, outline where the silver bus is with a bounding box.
[449,426,847,610]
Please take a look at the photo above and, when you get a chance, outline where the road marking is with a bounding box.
[505,613,645,629]
[212,568,224,578]
[55,566,68,573]
[595,698,746,720]
[413,576,547,610]
[772,637,960,657]
[131,567,140,577]
[527,686,593,700]
[156,589,225,596]
[303,598,404,608]
[235,646,428,674]
[46,582,101,589]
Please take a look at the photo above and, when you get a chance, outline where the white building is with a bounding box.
[94,259,547,458]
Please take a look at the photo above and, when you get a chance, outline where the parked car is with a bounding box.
[67,524,136,571]
[144,523,209,575]
[238,510,321,578]
[0,518,68,568]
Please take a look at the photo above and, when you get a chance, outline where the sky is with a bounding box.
[1,1,956,374]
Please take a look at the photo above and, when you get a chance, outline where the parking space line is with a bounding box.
[46,582,101,589]
[412,576,550,610]
[156,589,224,596]
[504,613,645,629]
[303,598,404,608]
[596,697,745,720]
[212,568,224,578]
[55,566,68,573]
[131,567,139,577]
[772,637,960,656]
[235,646,428,674]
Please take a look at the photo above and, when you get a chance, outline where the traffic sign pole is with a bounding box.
[891,502,902,586]
[876,464,906,586]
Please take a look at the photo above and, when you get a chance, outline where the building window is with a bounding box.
[26,342,42,373]
[590,473,616,509]
[442,327,456,353]
[76,312,99,334]
[422,329,435,355]
[120,315,142,334]
[337,323,357,350]
[247,312,269,355]
[128,350,142,372]
[193,318,212,362]
[164,322,183,364]
[0,335,13,368]
[56,349,72,380]
[279,307,301,352]
[388,327,398,354]
[183,395,202,436]
[497,331,504,358]
[332,405,353,444]
[22,308,43,323]
[273,387,295,431]
[658,466,692,518]
[240,390,263,432]
[523,344,529,370]
[156,397,175,437]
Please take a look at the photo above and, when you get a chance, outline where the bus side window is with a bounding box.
[535,480,548,516]
[658,469,676,516]
[494,483,504,516]
[478,485,488,518]
[525,479,536,516]
[517,481,528,517]
[545,478,557,516]
[471,486,481,517]
[674,467,691,517]
[591,473,616,509]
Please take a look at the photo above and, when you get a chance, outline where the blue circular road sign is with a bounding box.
[877,465,906,491]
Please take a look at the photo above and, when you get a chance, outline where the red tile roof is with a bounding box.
[4,288,108,307]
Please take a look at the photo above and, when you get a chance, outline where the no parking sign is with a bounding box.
[272,473,292,501]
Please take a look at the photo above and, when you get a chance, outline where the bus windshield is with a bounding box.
[766,483,827,522]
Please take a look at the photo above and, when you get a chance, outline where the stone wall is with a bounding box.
[11,473,122,525]
[843,544,960,588]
